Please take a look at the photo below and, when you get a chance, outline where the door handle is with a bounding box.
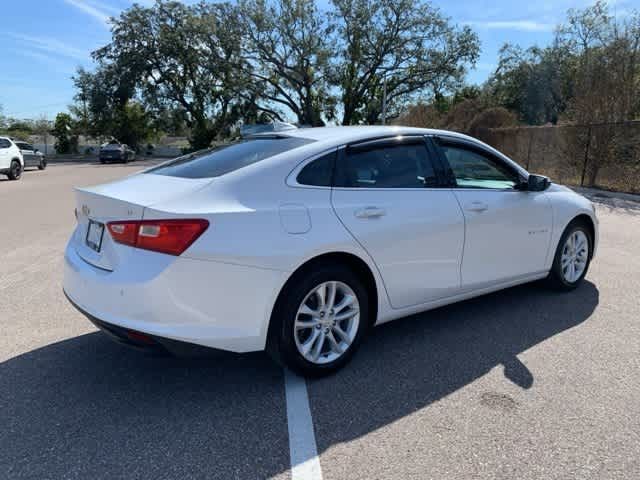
[465,201,489,213]
[355,206,387,218]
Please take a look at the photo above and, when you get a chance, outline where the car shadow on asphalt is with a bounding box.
[307,280,599,455]
[0,338,290,479]
[0,280,598,479]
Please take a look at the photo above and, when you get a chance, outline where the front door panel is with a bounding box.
[454,190,552,288]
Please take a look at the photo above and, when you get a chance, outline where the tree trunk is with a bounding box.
[341,95,356,125]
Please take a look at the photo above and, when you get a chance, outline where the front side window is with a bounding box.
[337,141,438,188]
[148,136,314,179]
[441,144,518,189]
[17,143,31,150]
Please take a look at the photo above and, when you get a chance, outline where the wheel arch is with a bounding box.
[567,213,596,259]
[267,251,380,346]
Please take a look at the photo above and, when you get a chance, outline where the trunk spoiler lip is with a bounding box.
[73,174,216,210]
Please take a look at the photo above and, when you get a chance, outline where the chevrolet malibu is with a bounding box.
[63,126,598,376]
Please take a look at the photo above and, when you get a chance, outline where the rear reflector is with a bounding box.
[107,219,209,256]
[126,329,156,345]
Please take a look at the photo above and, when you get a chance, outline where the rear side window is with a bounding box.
[296,151,335,186]
[0,139,11,148]
[336,141,439,188]
[148,136,314,179]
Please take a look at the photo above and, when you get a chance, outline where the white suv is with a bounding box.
[0,136,24,180]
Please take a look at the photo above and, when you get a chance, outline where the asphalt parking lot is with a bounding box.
[2,161,640,479]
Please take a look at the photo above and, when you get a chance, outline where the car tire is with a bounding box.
[546,219,592,290]
[38,159,47,170]
[7,160,22,180]
[268,264,370,377]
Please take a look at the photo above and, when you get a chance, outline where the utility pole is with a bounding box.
[44,116,48,155]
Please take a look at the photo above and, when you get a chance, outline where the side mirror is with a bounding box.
[34,148,39,153]
[527,174,551,192]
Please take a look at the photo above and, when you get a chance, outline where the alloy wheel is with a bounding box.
[561,230,588,283]
[294,281,360,365]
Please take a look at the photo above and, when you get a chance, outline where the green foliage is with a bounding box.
[52,113,77,154]
[330,0,480,124]
[240,0,335,126]
[71,0,481,145]
[2,120,33,142]
[0,110,51,142]
[486,44,571,125]
[71,0,638,155]
[92,1,251,149]
[485,1,640,126]
[71,68,153,149]
[114,102,153,149]
[558,1,640,124]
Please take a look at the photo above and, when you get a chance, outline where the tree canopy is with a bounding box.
[330,0,479,125]
[70,0,480,148]
[64,0,639,153]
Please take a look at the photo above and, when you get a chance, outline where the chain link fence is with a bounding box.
[478,121,640,194]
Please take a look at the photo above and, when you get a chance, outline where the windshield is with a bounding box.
[147,136,314,179]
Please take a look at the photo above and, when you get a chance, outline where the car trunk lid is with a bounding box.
[73,173,211,270]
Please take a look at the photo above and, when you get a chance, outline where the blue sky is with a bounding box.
[0,0,637,120]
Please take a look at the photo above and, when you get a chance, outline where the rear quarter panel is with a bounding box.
[143,153,393,326]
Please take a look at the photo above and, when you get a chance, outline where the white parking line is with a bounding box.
[284,369,323,480]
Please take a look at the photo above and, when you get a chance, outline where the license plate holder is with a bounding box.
[86,220,105,252]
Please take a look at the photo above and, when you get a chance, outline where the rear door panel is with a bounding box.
[331,138,465,309]
[332,188,464,308]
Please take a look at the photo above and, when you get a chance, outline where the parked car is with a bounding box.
[63,126,598,376]
[0,136,24,180]
[99,141,136,163]
[15,141,46,170]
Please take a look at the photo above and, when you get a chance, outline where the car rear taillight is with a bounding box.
[107,219,209,256]
[107,222,138,247]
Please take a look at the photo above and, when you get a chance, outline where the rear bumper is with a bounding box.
[99,153,124,160]
[63,240,288,353]
[64,290,222,356]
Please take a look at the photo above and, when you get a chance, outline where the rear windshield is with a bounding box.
[147,136,314,179]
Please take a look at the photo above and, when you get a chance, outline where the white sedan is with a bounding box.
[63,126,598,376]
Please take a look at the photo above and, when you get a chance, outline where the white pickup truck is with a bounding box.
[0,136,24,180]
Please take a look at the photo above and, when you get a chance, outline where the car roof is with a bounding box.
[246,125,528,179]
[258,125,475,144]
